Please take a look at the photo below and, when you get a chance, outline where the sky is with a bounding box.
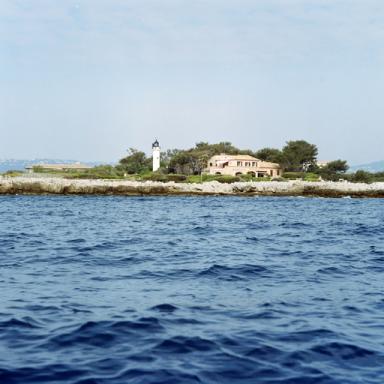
[1,0,383,164]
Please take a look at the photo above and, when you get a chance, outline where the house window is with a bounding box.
[252,162,256,167]
[277,170,280,176]
[245,162,250,167]
[237,161,242,167]
[210,163,213,166]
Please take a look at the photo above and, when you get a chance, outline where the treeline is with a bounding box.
[116,140,346,177]
[112,140,383,183]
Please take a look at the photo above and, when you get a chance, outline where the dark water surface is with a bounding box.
[1,196,384,384]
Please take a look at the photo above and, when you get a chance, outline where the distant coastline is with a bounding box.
[1,177,384,198]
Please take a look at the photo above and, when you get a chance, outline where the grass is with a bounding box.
[1,170,24,177]
[304,172,321,181]
[186,174,271,183]
[282,172,320,181]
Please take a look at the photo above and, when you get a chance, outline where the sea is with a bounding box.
[0,195,384,384]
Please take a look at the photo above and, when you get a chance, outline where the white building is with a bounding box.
[152,140,161,172]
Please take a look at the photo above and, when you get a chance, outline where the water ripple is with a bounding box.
[0,195,384,383]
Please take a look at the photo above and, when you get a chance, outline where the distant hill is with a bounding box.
[0,159,104,173]
[349,161,384,173]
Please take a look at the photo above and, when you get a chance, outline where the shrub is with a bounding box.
[304,172,320,181]
[239,174,254,182]
[2,170,23,177]
[118,148,151,174]
[202,174,220,182]
[186,174,222,183]
[351,170,373,184]
[65,173,123,180]
[32,166,45,173]
[215,176,240,183]
[186,175,202,183]
[64,165,124,179]
[141,174,168,182]
[141,173,188,182]
[283,172,305,180]
[166,174,187,182]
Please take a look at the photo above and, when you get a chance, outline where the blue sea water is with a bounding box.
[0,195,384,384]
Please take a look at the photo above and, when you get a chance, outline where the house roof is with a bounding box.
[209,154,281,168]
[256,161,281,169]
[211,154,259,161]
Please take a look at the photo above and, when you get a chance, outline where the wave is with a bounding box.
[46,318,164,349]
[150,303,178,313]
[0,318,40,330]
[198,264,270,280]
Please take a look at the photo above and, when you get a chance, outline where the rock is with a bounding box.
[0,177,384,198]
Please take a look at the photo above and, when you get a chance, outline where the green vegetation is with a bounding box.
[117,148,151,174]
[65,165,125,179]
[140,173,188,183]
[254,148,284,164]
[168,142,248,175]
[316,160,349,181]
[33,166,46,173]
[304,173,321,181]
[281,172,305,180]
[281,172,320,181]
[186,174,213,183]
[141,174,168,182]
[162,140,319,175]
[280,168,384,184]
[2,170,24,177]
[281,140,318,172]
[214,176,240,183]
[348,170,384,184]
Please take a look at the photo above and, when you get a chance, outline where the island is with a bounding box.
[2,140,384,197]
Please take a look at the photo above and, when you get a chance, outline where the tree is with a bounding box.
[168,142,245,174]
[352,170,373,183]
[118,148,151,174]
[208,142,240,155]
[321,160,349,174]
[168,151,199,174]
[160,149,181,169]
[168,150,209,175]
[317,160,349,181]
[254,148,284,164]
[282,140,318,172]
[196,153,210,175]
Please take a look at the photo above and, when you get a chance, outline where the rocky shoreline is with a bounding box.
[1,176,384,198]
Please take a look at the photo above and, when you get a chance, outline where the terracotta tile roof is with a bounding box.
[211,154,258,161]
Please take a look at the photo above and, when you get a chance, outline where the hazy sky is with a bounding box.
[1,0,383,164]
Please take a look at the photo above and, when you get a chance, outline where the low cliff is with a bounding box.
[1,177,384,198]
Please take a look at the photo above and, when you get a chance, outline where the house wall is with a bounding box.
[207,156,282,177]
[208,166,281,177]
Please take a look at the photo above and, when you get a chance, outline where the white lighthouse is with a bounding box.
[152,139,161,172]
